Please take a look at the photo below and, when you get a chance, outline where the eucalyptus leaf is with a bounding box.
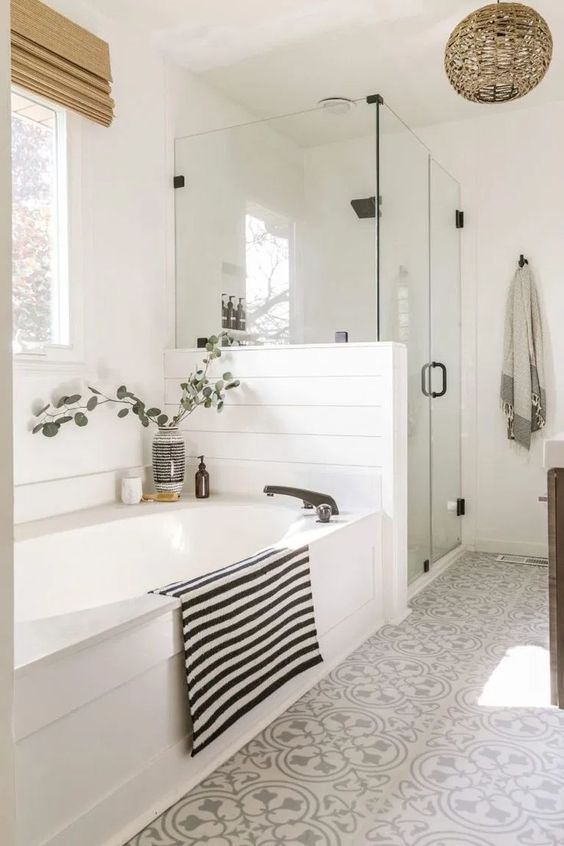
[43,422,60,437]
[32,330,241,441]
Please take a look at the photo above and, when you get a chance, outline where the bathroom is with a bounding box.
[2,1,564,844]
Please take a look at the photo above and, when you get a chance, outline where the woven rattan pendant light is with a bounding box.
[445,1,553,103]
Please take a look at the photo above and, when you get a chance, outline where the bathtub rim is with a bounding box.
[15,499,376,675]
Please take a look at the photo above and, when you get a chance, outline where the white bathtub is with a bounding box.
[15,496,387,846]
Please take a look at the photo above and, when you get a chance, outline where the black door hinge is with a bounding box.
[173,175,185,189]
[423,559,430,573]
[456,498,466,516]
[455,210,464,229]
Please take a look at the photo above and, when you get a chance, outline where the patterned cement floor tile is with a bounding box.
[127,552,561,846]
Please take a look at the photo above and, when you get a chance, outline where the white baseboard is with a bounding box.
[408,545,465,600]
[474,538,549,558]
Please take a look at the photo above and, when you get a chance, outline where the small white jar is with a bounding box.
[121,476,143,505]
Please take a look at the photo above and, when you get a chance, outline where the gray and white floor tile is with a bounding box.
[127,552,564,846]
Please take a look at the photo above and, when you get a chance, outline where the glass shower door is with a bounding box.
[429,160,462,561]
[378,104,432,582]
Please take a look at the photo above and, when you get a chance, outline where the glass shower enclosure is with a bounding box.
[174,95,462,582]
[377,102,462,581]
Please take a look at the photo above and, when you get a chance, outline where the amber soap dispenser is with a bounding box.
[195,455,210,499]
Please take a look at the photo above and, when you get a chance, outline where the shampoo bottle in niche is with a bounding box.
[226,296,235,330]
[236,297,246,331]
[195,455,210,499]
[221,294,228,329]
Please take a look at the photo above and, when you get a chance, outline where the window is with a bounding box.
[245,203,292,345]
[11,89,69,355]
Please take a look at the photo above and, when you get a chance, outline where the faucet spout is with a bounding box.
[263,485,339,515]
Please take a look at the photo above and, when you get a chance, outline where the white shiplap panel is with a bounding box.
[168,404,383,438]
[181,458,382,511]
[165,376,384,408]
[180,431,383,467]
[165,344,391,379]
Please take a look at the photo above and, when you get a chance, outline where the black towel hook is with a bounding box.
[519,254,528,268]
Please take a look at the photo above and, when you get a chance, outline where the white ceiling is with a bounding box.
[99,0,564,127]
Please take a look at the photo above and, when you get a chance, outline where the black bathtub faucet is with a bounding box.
[263,485,339,516]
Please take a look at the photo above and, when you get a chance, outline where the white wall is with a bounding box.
[0,0,15,839]
[421,101,564,556]
[14,2,170,523]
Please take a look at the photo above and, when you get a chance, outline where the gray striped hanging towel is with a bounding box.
[153,544,322,755]
[500,264,546,449]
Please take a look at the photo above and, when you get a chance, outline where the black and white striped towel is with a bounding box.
[153,544,323,755]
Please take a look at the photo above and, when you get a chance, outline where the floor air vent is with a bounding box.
[495,554,548,567]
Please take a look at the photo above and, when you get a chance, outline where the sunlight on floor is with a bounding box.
[478,645,551,707]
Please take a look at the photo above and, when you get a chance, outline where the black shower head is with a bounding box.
[350,196,376,219]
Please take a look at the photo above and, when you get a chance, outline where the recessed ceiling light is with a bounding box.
[317,97,356,116]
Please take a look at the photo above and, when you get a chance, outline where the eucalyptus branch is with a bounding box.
[31,332,241,438]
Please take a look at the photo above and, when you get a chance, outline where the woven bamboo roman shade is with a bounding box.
[10,0,114,126]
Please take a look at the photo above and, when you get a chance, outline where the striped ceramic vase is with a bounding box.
[152,427,185,495]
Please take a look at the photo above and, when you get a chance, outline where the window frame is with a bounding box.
[11,85,84,371]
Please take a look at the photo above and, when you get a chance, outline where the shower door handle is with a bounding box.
[421,363,431,397]
[431,361,447,398]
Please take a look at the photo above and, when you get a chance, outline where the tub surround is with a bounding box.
[15,498,384,846]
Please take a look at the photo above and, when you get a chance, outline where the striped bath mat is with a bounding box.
[153,544,323,755]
